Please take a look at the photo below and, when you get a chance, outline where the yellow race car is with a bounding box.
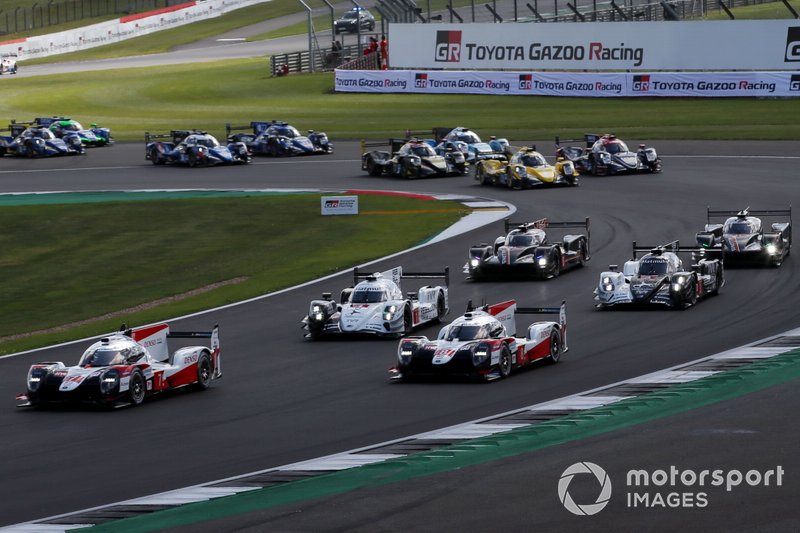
[475,147,578,189]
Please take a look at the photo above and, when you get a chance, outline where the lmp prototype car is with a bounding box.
[695,207,792,267]
[594,240,724,309]
[474,146,578,188]
[302,266,449,339]
[226,121,332,156]
[361,138,467,178]
[36,116,113,147]
[433,126,507,163]
[555,133,661,175]
[145,130,250,166]
[0,121,84,157]
[17,323,220,408]
[466,218,590,280]
[390,299,567,382]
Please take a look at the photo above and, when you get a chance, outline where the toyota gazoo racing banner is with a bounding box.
[388,21,800,71]
[334,70,800,97]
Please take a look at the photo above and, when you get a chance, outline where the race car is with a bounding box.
[695,207,792,267]
[361,138,467,178]
[1,121,84,157]
[226,121,331,156]
[390,299,567,382]
[555,133,661,175]
[36,116,113,147]
[474,146,578,188]
[594,240,724,309]
[466,218,590,280]
[1,53,17,74]
[16,323,221,408]
[302,266,449,339]
[145,129,250,166]
[433,126,507,163]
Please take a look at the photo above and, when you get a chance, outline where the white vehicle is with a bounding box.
[1,53,17,75]
[390,299,567,381]
[302,266,449,339]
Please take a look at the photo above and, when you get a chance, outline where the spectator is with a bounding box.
[277,63,289,77]
[327,40,342,68]
[379,35,388,70]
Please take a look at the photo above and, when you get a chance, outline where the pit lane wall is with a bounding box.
[0,0,268,60]
[334,70,800,97]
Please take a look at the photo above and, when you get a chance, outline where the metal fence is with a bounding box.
[0,0,185,36]
[269,43,370,77]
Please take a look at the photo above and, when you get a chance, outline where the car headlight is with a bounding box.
[409,156,421,165]
[470,258,480,267]
[675,276,685,285]
[472,344,490,365]
[562,162,574,175]
[398,342,416,362]
[384,304,398,321]
[672,283,682,292]
[766,243,777,255]
[599,152,611,162]
[537,257,548,267]
[601,276,614,292]
[100,369,120,394]
[646,152,656,161]
[515,165,527,177]
[27,367,48,392]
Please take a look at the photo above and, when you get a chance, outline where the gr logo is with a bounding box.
[791,74,800,91]
[558,462,612,516]
[786,27,800,62]
[435,30,462,62]
[632,74,651,92]
[415,73,428,88]
[519,74,532,90]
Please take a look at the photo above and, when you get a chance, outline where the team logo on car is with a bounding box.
[632,74,651,92]
[790,74,800,91]
[435,31,462,62]
[518,74,532,90]
[786,27,800,62]
[415,73,428,88]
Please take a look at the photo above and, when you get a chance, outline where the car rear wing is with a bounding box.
[353,266,450,287]
[359,137,409,155]
[144,131,173,144]
[518,300,567,349]
[9,120,36,137]
[225,123,253,137]
[632,240,680,259]
[706,206,792,224]
[505,218,590,255]
[555,133,602,148]
[128,323,219,362]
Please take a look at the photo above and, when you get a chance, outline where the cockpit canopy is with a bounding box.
[638,256,670,275]
[350,287,387,304]
[724,217,760,235]
[79,338,146,367]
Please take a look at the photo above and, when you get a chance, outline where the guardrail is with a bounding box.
[270,43,376,76]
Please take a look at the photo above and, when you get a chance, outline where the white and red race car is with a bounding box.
[17,323,220,408]
[390,299,566,382]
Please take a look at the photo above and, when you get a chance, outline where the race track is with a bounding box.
[1,139,799,526]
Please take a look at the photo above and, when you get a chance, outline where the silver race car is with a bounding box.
[696,207,792,267]
[302,266,449,339]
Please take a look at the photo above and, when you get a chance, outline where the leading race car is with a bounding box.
[145,129,250,166]
[226,121,332,156]
[302,266,449,339]
[594,240,724,309]
[16,323,221,408]
[695,207,792,267]
[1,53,18,74]
[555,133,661,175]
[390,299,567,382]
[362,138,467,178]
[36,116,113,147]
[466,218,590,280]
[433,126,507,163]
[0,121,84,157]
[474,146,578,188]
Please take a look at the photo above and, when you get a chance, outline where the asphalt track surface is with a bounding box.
[1,139,800,529]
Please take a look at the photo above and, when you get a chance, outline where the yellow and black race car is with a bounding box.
[474,146,578,189]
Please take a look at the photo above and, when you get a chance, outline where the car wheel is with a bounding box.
[476,165,487,185]
[403,307,413,335]
[149,147,163,165]
[436,292,447,322]
[193,352,213,391]
[578,240,588,267]
[498,344,512,378]
[128,369,146,406]
[710,267,723,295]
[367,157,381,176]
[546,329,561,364]
[506,171,515,189]
[188,151,198,167]
[551,250,561,277]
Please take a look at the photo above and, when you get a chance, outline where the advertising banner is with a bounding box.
[388,21,800,71]
[334,70,799,97]
[321,196,359,216]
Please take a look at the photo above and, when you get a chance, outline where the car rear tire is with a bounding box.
[498,345,512,378]
[149,147,163,165]
[128,369,146,406]
[551,250,561,278]
[193,352,212,391]
[367,157,381,176]
[188,151,198,168]
[436,292,447,322]
[547,329,561,364]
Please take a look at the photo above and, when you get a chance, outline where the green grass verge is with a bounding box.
[1,65,799,140]
[0,192,466,355]
[703,0,800,19]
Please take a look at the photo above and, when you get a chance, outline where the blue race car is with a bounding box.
[432,126,507,164]
[145,130,250,167]
[1,121,84,157]
[226,121,332,156]
[36,116,113,147]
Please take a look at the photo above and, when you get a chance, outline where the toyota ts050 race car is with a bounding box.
[302,266,449,339]
[1,121,85,157]
[474,146,578,188]
[695,207,792,267]
[17,323,220,408]
[432,126,507,163]
[146,130,250,166]
[36,116,112,147]
[226,121,331,156]
[466,218,590,280]
[594,240,724,309]
[390,299,567,382]
[555,133,661,176]
[361,138,467,178]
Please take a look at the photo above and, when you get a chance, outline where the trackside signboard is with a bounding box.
[388,21,800,71]
[321,196,358,215]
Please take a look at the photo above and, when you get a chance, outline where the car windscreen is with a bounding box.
[445,324,488,341]
[79,348,126,367]
[453,131,481,144]
[724,220,756,235]
[508,234,537,247]
[410,145,434,157]
[638,258,669,275]
[350,289,385,303]
[604,141,629,153]
[520,154,546,167]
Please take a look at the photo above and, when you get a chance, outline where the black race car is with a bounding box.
[362,138,467,179]
[696,207,792,266]
[465,218,590,280]
[555,133,661,175]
